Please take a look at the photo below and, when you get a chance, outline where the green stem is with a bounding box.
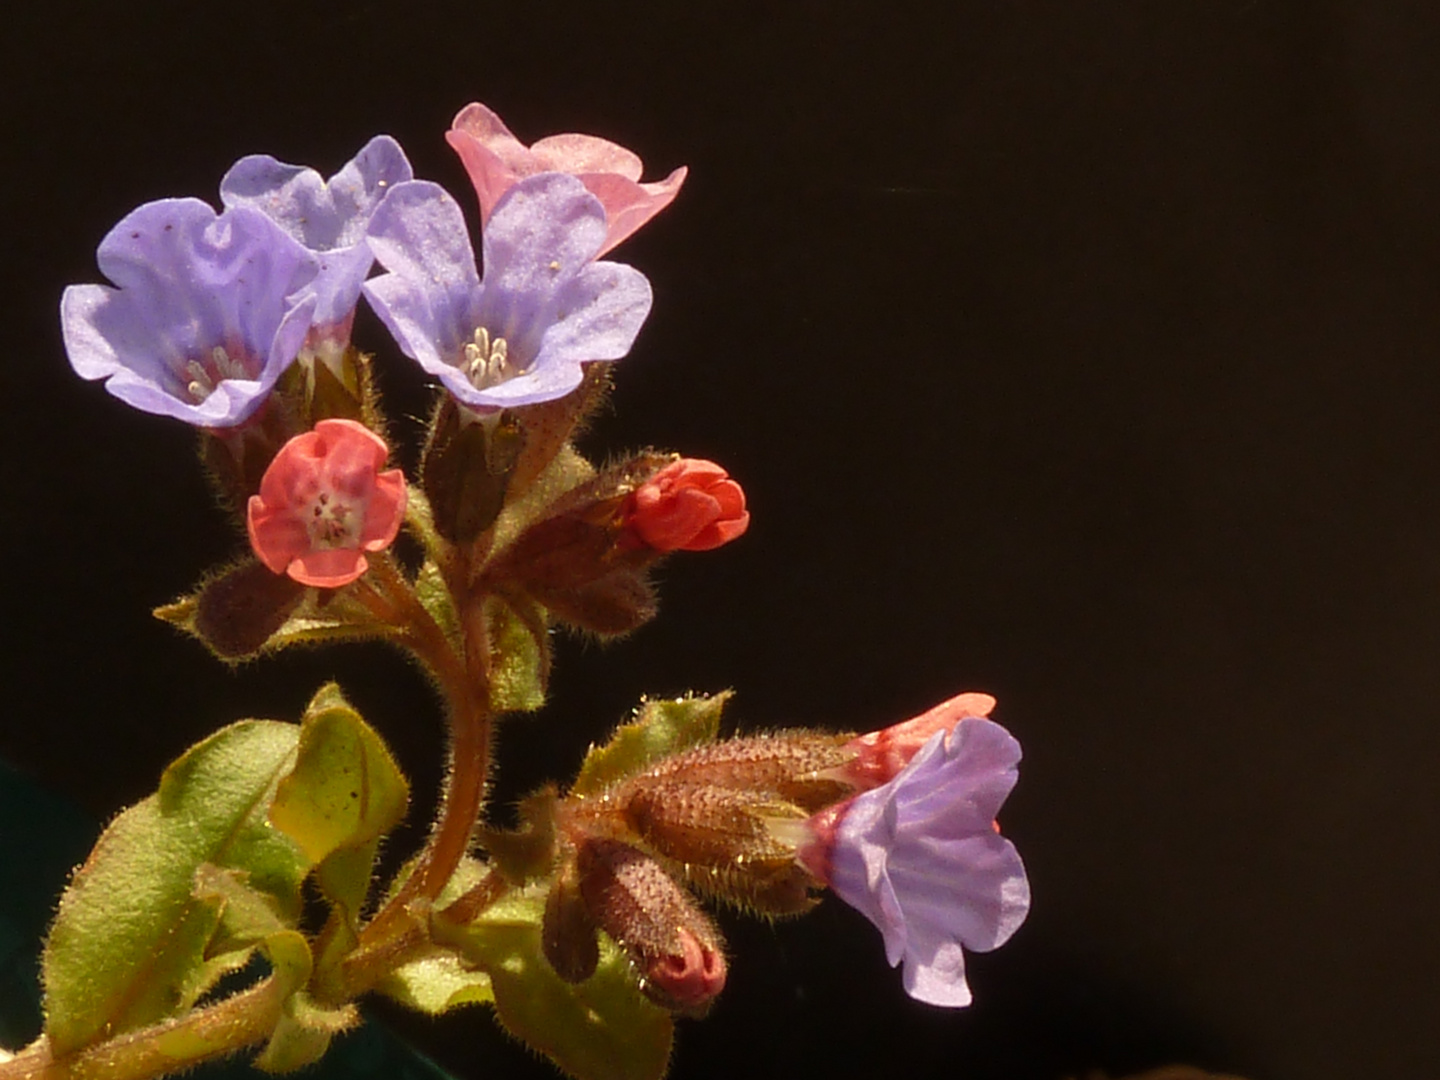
[0,976,284,1080]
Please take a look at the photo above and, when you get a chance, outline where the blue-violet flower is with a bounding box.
[798,717,1030,1007]
[220,136,412,358]
[61,199,319,426]
[362,173,653,412]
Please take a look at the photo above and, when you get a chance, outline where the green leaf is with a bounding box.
[269,684,409,918]
[435,890,673,1080]
[268,684,410,864]
[42,721,306,1054]
[571,692,732,798]
[380,953,494,1016]
[485,595,547,714]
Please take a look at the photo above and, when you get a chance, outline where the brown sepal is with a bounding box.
[541,852,600,984]
[420,398,527,545]
[622,780,823,917]
[187,559,306,659]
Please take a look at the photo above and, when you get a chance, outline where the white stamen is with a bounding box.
[180,346,251,403]
[461,327,514,390]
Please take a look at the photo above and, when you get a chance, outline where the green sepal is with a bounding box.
[433,889,674,1080]
[42,721,307,1054]
[380,953,495,1016]
[415,559,461,647]
[253,931,359,1074]
[571,692,733,798]
[309,350,365,424]
[478,788,558,884]
[485,595,548,714]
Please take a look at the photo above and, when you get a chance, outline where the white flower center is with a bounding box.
[307,489,361,549]
[461,327,514,391]
[183,346,253,403]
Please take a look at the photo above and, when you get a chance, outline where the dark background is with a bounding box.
[2,3,1437,1079]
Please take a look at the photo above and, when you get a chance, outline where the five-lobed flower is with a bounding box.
[61,199,319,426]
[220,135,413,364]
[247,419,407,588]
[797,710,1030,1007]
[362,173,653,413]
[447,102,687,257]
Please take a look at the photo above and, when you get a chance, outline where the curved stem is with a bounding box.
[341,553,495,986]
[0,977,284,1080]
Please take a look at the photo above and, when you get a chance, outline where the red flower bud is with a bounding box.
[246,419,407,588]
[624,458,749,552]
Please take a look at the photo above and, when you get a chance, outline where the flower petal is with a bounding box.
[62,199,319,426]
[221,136,412,330]
[362,180,483,381]
[581,167,688,256]
[289,548,369,589]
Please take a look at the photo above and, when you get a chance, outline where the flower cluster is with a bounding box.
[48,100,1030,1080]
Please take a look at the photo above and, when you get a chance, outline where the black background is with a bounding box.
[2,3,1438,1079]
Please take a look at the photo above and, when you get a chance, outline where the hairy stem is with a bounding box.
[0,977,284,1080]
[340,553,495,992]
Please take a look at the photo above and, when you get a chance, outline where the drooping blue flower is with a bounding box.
[220,135,412,347]
[362,173,653,412]
[802,717,1030,1007]
[61,199,319,427]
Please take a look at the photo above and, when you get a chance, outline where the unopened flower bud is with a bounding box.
[246,419,407,588]
[837,692,997,789]
[575,839,726,1014]
[622,458,749,552]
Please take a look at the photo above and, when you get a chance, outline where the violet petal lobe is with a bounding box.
[828,718,1030,1008]
[61,198,318,426]
[362,180,484,389]
[364,173,652,412]
[220,135,412,330]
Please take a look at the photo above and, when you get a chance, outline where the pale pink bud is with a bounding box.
[838,692,997,789]
[246,419,406,588]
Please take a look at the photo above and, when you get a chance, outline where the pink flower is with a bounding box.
[623,458,750,552]
[839,692,998,790]
[446,102,687,257]
[247,419,407,588]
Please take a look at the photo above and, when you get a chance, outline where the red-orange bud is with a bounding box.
[624,458,749,552]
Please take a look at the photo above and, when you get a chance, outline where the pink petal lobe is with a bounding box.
[532,133,644,179]
[582,167,688,256]
[247,498,310,574]
[289,548,369,588]
[360,468,408,550]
